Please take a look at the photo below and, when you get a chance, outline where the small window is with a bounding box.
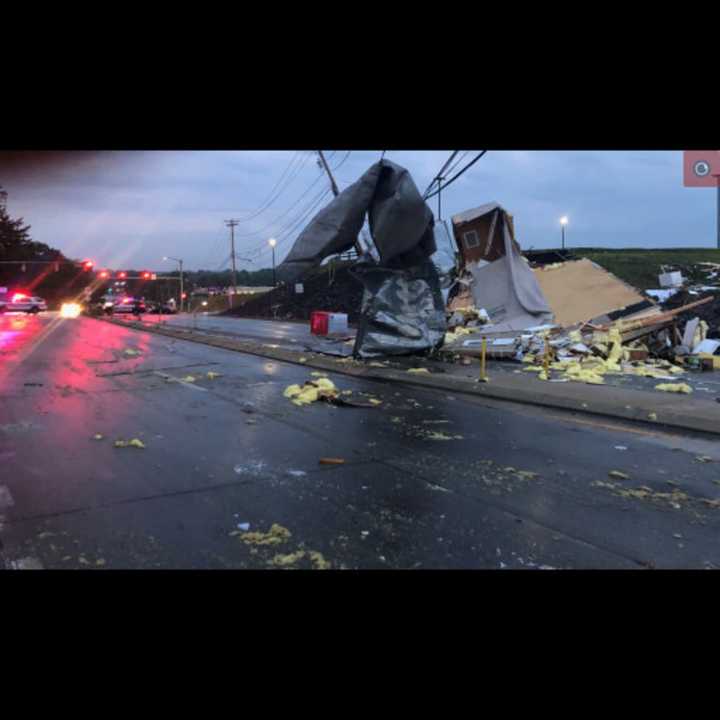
[463,230,480,249]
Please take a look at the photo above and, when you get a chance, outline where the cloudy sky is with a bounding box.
[1,150,716,271]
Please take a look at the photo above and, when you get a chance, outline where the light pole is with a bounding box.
[163,256,184,312]
[559,216,568,250]
[269,238,277,287]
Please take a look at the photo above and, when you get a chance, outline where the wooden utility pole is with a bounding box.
[224,219,240,307]
[317,150,363,254]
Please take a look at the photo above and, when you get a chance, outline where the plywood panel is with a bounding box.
[533,259,647,326]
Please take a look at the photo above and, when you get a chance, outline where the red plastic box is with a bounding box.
[310,311,330,335]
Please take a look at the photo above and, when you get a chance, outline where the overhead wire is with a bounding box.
[424,151,487,200]
[233,151,313,225]
[422,151,459,199]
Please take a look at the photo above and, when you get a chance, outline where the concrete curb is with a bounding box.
[95,316,720,438]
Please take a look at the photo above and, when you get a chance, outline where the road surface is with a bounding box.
[2,312,720,569]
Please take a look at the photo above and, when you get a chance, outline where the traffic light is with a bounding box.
[82,260,94,271]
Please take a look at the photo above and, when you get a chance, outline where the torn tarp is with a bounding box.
[277,160,437,284]
[351,258,446,358]
[277,159,446,358]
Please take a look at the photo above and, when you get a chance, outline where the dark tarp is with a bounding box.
[276,159,446,358]
[351,259,446,358]
[277,160,437,284]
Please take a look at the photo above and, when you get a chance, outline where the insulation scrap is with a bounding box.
[238,523,291,546]
[319,457,345,465]
[123,349,141,356]
[114,438,146,449]
[655,383,693,394]
[283,377,339,406]
[206,371,222,379]
[609,470,630,480]
[181,375,196,383]
[407,368,431,374]
[271,551,306,567]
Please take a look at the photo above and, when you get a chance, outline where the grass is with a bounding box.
[568,248,720,290]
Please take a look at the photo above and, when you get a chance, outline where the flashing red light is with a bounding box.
[181,292,187,299]
[122,298,131,304]
[118,272,127,279]
[82,260,94,271]
[12,293,28,302]
[142,272,151,279]
[99,270,110,279]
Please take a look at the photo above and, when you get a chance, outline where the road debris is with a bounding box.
[237,523,291,546]
[407,368,431,374]
[319,457,345,465]
[609,470,630,480]
[425,431,463,441]
[655,382,692,394]
[206,371,222,379]
[696,456,713,463]
[114,438,146,449]
[122,349,142,357]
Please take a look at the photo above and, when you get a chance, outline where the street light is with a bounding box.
[268,238,277,287]
[163,256,184,313]
[559,216,568,250]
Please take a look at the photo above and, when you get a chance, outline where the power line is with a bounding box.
[234,152,301,222]
[240,184,331,257]
[230,165,327,240]
[425,151,487,200]
[249,188,333,263]
[444,150,471,178]
[422,151,459,199]
[233,151,312,225]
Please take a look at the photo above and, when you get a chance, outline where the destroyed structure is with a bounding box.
[441,202,719,387]
[275,161,719,385]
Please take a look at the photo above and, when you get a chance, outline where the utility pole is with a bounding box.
[178,259,184,313]
[225,219,240,307]
[317,151,363,255]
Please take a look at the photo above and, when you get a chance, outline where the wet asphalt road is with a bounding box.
[2,312,720,570]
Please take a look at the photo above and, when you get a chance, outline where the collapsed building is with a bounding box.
[440,202,716,386]
[276,160,715,383]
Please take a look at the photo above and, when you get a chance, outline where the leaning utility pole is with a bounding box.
[224,219,240,307]
[317,150,363,254]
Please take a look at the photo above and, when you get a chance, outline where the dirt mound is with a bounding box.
[223,262,364,323]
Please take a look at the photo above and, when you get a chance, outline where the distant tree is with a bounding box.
[0,184,33,259]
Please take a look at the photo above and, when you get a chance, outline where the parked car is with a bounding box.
[0,292,48,314]
[109,297,146,315]
[147,302,177,314]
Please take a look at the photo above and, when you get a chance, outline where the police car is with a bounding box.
[0,291,48,314]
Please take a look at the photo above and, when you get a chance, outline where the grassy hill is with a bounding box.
[569,248,720,290]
